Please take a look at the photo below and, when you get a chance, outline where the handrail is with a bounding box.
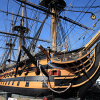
[51,44,96,64]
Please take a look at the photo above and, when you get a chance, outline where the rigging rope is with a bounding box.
[63,0,97,50]
[28,15,48,52]
[13,5,22,26]
[64,0,92,37]
[7,0,9,15]
[66,5,100,9]
[57,0,92,50]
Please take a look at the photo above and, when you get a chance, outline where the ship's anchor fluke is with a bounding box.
[15,50,21,77]
[38,61,72,94]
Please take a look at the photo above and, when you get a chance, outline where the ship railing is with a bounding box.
[51,47,95,62]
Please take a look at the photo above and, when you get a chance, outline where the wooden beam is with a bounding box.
[16,0,90,30]
[0,9,42,22]
[0,31,51,43]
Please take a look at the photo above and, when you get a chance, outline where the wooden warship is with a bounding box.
[0,0,100,100]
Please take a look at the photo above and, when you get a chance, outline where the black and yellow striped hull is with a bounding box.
[0,42,100,99]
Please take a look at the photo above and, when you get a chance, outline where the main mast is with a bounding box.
[39,0,66,51]
[51,8,57,51]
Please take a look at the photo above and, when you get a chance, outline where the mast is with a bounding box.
[9,13,13,64]
[52,8,57,51]
[13,0,29,55]
[39,0,66,51]
[19,1,24,53]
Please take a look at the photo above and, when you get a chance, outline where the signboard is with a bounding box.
[8,98,17,100]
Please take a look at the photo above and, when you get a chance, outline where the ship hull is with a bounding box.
[0,42,100,99]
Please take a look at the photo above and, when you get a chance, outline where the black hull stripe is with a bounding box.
[0,76,54,82]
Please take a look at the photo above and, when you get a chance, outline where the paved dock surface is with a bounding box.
[0,96,5,100]
[0,96,79,100]
[0,96,42,100]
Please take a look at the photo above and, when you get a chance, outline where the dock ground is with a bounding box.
[0,96,42,100]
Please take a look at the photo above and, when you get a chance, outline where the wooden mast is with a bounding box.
[52,8,56,51]
[18,1,24,53]
[9,13,13,64]
[39,0,66,51]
